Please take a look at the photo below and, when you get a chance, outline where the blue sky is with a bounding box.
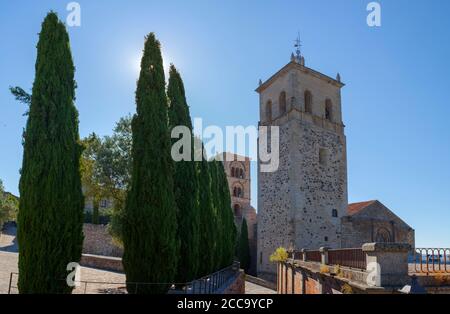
[1,0,449,247]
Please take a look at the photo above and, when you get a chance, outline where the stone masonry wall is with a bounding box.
[83,223,123,257]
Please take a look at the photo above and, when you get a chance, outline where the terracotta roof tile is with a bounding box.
[347,200,376,216]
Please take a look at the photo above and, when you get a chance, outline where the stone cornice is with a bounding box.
[256,61,345,94]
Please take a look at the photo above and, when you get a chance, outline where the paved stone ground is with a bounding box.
[0,251,18,294]
[245,281,276,294]
[2,225,273,294]
[0,251,126,294]
[1,224,127,294]
[0,225,18,253]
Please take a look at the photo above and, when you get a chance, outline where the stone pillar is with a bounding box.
[362,243,411,287]
[320,247,329,265]
[301,249,307,262]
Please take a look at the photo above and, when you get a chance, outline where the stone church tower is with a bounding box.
[256,53,348,280]
[222,152,258,275]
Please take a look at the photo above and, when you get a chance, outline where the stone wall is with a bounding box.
[83,223,123,257]
[258,113,347,279]
[80,254,123,273]
[220,270,245,294]
[278,261,391,294]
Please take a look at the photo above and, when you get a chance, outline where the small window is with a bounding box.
[100,199,108,208]
[279,91,287,115]
[233,185,244,198]
[325,236,329,242]
[325,99,333,121]
[260,252,263,264]
[319,148,328,165]
[304,91,312,114]
[332,209,338,218]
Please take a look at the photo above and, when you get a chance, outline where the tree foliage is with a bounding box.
[237,218,251,272]
[195,141,215,276]
[270,247,288,263]
[216,160,237,268]
[168,65,200,282]
[0,180,19,227]
[122,33,178,294]
[80,116,132,238]
[18,12,84,294]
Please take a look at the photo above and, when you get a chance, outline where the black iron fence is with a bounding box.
[184,261,240,294]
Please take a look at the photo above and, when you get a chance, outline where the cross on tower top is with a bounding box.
[291,32,304,65]
[294,33,302,59]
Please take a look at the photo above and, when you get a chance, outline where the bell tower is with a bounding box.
[256,49,348,280]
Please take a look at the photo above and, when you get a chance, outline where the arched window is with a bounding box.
[239,168,244,179]
[375,228,392,243]
[304,91,312,114]
[279,91,287,115]
[234,204,242,217]
[233,184,244,198]
[266,100,272,121]
[231,167,235,177]
[325,99,333,121]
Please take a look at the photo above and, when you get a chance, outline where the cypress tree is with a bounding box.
[167,65,200,282]
[122,33,178,294]
[209,160,224,271]
[216,160,237,268]
[18,12,84,294]
[196,141,215,276]
[237,219,251,272]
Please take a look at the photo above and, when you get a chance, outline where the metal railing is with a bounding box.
[186,261,240,294]
[287,250,303,260]
[304,250,321,263]
[328,248,366,270]
[411,248,450,274]
[7,272,18,294]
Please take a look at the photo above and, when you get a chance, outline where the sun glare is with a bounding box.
[131,51,172,78]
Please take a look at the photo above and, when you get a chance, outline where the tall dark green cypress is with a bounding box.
[216,161,237,268]
[209,160,224,270]
[122,33,178,294]
[167,65,200,282]
[196,141,215,276]
[18,12,84,294]
[237,219,251,272]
